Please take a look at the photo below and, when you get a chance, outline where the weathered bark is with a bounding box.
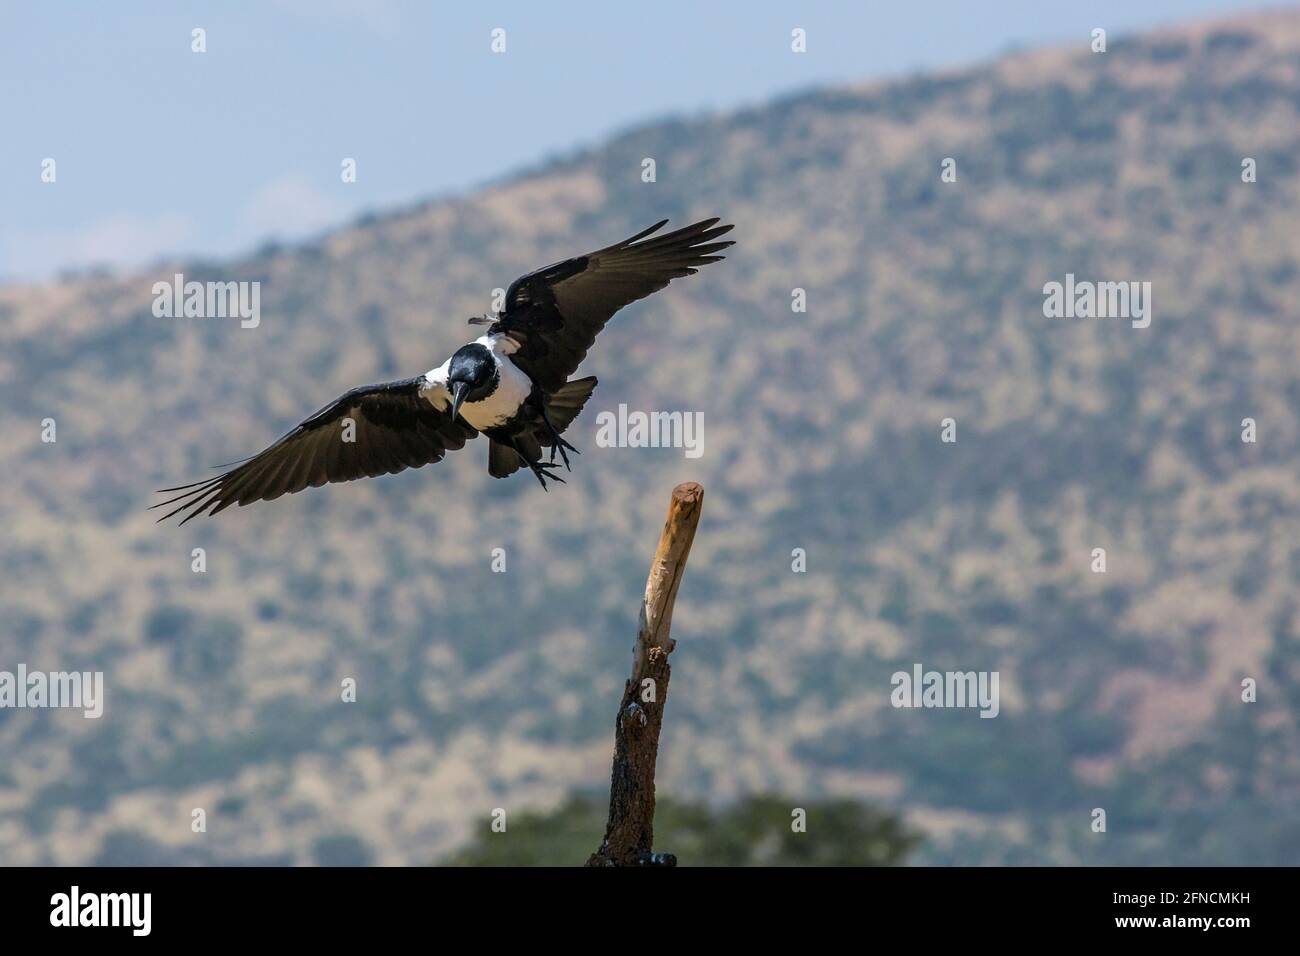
[586,482,704,867]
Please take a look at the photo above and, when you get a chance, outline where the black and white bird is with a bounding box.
[154,217,734,524]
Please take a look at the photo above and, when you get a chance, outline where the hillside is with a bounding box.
[2,9,1300,864]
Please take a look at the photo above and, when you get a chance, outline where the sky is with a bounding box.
[0,0,1282,282]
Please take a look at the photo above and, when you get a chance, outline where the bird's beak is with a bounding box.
[450,381,469,421]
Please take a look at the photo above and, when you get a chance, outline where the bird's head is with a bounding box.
[447,343,497,420]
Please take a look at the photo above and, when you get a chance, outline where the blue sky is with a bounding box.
[0,0,1279,282]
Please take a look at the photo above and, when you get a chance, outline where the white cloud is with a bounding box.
[0,213,197,283]
[0,172,351,284]
[241,173,346,243]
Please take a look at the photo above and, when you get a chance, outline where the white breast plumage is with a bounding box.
[421,333,532,429]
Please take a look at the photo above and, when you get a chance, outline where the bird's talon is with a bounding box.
[530,459,566,489]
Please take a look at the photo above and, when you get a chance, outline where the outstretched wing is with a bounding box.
[153,376,476,524]
[490,218,734,392]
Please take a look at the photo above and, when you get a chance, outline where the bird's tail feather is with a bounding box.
[488,433,543,478]
[488,439,524,478]
[540,376,598,443]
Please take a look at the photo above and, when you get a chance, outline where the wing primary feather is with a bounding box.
[154,376,477,522]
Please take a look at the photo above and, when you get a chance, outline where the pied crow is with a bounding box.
[154,217,734,524]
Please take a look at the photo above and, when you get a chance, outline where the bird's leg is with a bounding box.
[529,458,566,490]
[537,402,579,471]
[510,438,566,491]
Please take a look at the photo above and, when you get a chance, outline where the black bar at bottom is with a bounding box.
[0,865,1282,940]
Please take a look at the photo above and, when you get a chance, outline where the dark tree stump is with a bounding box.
[586,482,704,867]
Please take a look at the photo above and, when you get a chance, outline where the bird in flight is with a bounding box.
[154,217,734,524]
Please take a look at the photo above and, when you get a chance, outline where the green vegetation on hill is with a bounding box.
[440,795,919,867]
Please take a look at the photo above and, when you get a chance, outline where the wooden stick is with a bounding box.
[586,481,704,867]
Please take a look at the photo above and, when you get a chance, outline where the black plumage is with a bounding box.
[154,379,477,523]
[493,218,735,393]
[153,218,734,523]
